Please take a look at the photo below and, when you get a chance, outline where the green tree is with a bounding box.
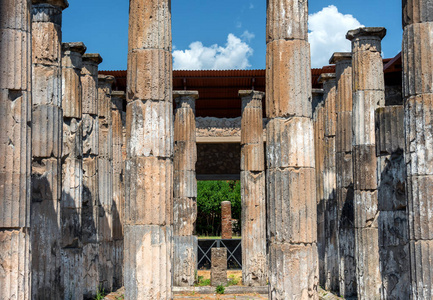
[196,180,241,236]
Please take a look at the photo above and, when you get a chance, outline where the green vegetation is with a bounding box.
[197,180,241,236]
[94,286,106,300]
[195,275,211,287]
[216,284,225,294]
[227,274,240,286]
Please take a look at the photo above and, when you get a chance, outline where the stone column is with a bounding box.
[239,90,267,286]
[266,1,318,298]
[98,74,115,293]
[330,52,357,298]
[0,1,32,299]
[314,97,326,290]
[173,90,198,287]
[402,1,433,298]
[81,53,102,299]
[221,201,232,240]
[111,90,125,290]
[318,73,338,293]
[30,1,67,299]
[375,106,410,298]
[125,0,173,298]
[346,27,386,298]
[61,42,86,300]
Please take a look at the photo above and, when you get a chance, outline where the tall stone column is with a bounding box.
[266,0,318,298]
[61,42,86,300]
[125,0,173,298]
[0,1,32,299]
[402,1,433,298]
[239,90,267,287]
[30,1,67,299]
[81,53,102,299]
[375,106,410,299]
[97,74,115,293]
[111,90,125,290]
[318,73,338,293]
[173,90,198,287]
[330,52,357,298]
[221,201,232,239]
[346,27,386,298]
[314,97,326,290]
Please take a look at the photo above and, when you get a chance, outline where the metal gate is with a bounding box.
[197,239,242,270]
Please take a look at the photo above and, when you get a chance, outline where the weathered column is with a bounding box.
[375,106,410,299]
[346,27,386,298]
[111,90,125,290]
[330,52,357,298]
[30,1,67,299]
[318,73,338,293]
[97,74,115,293]
[314,97,326,290]
[81,53,102,299]
[173,90,198,287]
[239,90,267,286]
[61,42,86,300]
[402,1,433,298]
[0,1,32,299]
[221,201,232,239]
[266,1,318,298]
[125,0,173,298]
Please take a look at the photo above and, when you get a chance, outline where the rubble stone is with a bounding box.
[211,248,228,286]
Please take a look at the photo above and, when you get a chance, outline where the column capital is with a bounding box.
[83,53,103,65]
[238,90,265,99]
[98,74,116,86]
[329,52,352,65]
[173,90,199,100]
[32,0,69,10]
[62,42,86,55]
[318,73,336,84]
[346,27,386,41]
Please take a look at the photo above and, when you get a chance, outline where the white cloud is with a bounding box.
[173,32,254,70]
[309,5,363,68]
[241,30,255,42]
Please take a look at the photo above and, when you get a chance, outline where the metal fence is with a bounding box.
[197,239,242,270]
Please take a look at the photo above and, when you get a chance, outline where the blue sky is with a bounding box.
[63,0,402,70]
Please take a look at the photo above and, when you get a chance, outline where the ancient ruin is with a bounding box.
[0,0,432,299]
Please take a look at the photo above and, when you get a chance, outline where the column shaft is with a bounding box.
[347,27,386,298]
[330,52,357,298]
[240,90,267,286]
[173,91,198,287]
[81,53,102,299]
[61,42,86,300]
[112,91,125,290]
[126,0,173,298]
[375,106,410,298]
[402,0,433,297]
[0,1,32,298]
[266,1,318,298]
[318,74,338,293]
[30,2,67,299]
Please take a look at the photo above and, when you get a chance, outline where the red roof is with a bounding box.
[100,53,402,118]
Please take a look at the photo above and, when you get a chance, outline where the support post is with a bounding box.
[346,27,386,298]
[0,0,32,298]
[173,90,198,287]
[125,0,173,298]
[81,52,102,299]
[330,52,357,298]
[402,0,433,297]
[239,90,267,286]
[266,0,318,298]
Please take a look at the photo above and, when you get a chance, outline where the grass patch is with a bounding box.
[216,284,225,294]
[195,275,211,286]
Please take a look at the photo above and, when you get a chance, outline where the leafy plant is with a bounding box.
[227,274,240,286]
[216,284,225,294]
[94,286,106,300]
[195,275,211,287]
